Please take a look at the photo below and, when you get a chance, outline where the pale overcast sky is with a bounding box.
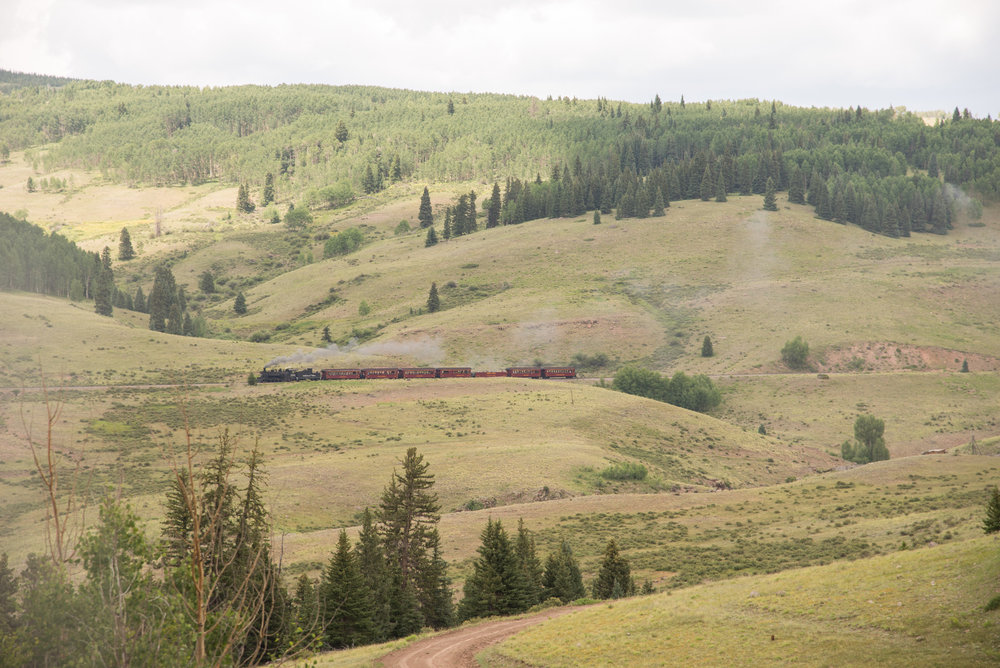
[2,0,997,116]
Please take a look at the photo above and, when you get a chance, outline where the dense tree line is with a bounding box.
[0,211,101,299]
[2,77,996,229]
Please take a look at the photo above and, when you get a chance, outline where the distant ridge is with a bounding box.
[0,68,80,91]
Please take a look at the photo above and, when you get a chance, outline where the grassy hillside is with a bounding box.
[490,535,1000,666]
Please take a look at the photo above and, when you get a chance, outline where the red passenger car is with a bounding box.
[506,367,543,378]
[437,367,472,378]
[363,368,401,379]
[401,368,437,379]
[473,370,507,377]
[321,368,363,380]
[541,367,577,378]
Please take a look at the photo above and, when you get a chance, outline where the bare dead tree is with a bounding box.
[164,410,279,667]
[20,371,87,566]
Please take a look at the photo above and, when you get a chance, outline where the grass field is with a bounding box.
[488,535,1000,666]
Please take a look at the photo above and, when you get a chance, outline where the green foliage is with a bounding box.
[94,246,114,317]
[234,291,247,314]
[377,448,447,632]
[324,227,364,257]
[571,351,610,370]
[542,542,586,604]
[118,226,135,260]
[321,531,374,648]
[983,486,1000,534]
[458,518,531,621]
[591,539,636,600]
[418,186,433,228]
[763,177,778,211]
[237,182,255,213]
[0,212,99,301]
[394,219,410,235]
[424,226,438,247]
[600,461,648,481]
[358,300,370,316]
[841,414,890,464]
[284,205,313,229]
[781,336,810,369]
[701,335,714,357]
[198,270,215,294]
[315,181,354,209]
[612,366,721,413]
[426,282,440,313]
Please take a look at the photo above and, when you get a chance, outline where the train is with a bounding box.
[257,366,577,383]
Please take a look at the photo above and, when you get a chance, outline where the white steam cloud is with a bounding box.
[264,336,445,369]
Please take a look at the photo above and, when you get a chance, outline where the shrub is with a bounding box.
[571,352,610,370]
[781,336,810,369]
[324,227,364,257]
[249,331,271,342]
[600,461,648,481]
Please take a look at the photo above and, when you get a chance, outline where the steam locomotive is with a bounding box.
[257,366,577,383]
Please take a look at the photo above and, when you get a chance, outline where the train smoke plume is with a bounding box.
[264,336,445,368]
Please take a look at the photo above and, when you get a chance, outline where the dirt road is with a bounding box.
[380,606,584,668]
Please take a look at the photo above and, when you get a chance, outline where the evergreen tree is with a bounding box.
[443,210,452,239]
[199,270,215,294]
[514,519,544,607]
[458,519,530,621]
[0,552,22,660]
[118,227,135,261]
[321,531,375,649]
[426,282,440,313]
[928,153,939,178]
[148,265,176,331]
[237,183,255,213]
[701,335,714,357]
[335,120,349,143]
[593,210,601,225]
[166,302,183,335]
[715,177,727,203]
[591,539,635,599]
[425,226,438,247]
[234,292,247,315]
[322,325,332,344]
[418,187,433,228]
[788,168,805,204]
[487,182,501,228]
[94,246,114,317]
[262,172,275,206]
[763,177,778,211]
[291,574,320,648]
[700,164,714,201]
[467,190,477,232]
[541,542,585,603]
[983,487,1000,534]
[355,508,392,641]
[415,528,453,629]
[377,448,444,630]
[652,188,666,216]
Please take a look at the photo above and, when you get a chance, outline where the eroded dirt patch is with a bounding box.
[817,342,1000,373]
